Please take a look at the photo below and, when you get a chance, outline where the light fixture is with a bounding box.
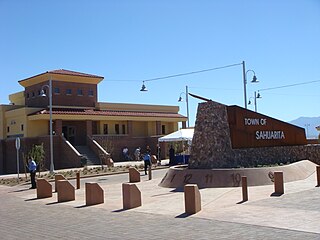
[242,61,259,109]
[140,81,147,91]
[40,89,46,97]
[257,92,261,98]
[251,74,258,83]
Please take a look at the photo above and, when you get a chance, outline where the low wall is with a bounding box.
[160,160,317,188]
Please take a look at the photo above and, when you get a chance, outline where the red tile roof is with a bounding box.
[47,69,103,78]
[19,69,103,83]
[31,108,186,119]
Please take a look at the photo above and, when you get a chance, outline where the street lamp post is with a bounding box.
[242,61,259,109]
[248,91,261,112]
[40,76,54,173]
[178,85,190,128]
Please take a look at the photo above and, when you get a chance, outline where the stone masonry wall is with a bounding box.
[189,101,320,169]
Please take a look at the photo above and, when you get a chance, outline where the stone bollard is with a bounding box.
[148,165,152,180]
[85,182,104,206]
[274,171,284,195]
[55,174,67,192]
[184,184,201,215]
[57,180,75,202]
[122,183,141,210]
[76,172,80,189]
[37,178,52,199]
[129,167,140,183]
[241,176,248,202]
[317,166,320,187]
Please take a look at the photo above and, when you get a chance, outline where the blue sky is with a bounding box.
[1,0,319,127]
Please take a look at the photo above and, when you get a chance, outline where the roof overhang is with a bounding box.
[19,70,104,87]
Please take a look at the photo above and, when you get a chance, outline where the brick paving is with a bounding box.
[0,168,319,239]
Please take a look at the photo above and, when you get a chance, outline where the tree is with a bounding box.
[28,143,45,176]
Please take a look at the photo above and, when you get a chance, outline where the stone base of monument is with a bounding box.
[159,160,316,188]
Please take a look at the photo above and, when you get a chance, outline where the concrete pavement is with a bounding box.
[0,166,319,239]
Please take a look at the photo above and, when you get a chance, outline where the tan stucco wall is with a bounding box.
[9,91,25,105]
[4,107,43,138]
[27,119,48,137]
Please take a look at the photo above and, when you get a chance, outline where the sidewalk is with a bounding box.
[0,164,319,239]
[0,159,170,179]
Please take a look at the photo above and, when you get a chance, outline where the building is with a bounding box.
[0,69,187,174]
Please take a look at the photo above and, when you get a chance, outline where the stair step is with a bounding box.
[75,145,100,165]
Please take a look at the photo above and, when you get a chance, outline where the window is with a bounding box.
[54,87,60,94]
[32,92,35,98]
[38,90,41,96]
[26,93,30,99]
[103,124,108,134]
[66,89,72,95]
[88,89,94,97]
[21,124,24,131]
[77,89,83,96]
[7,126,9,133]
[122,124,126,134]
[115,124,120,134]
[162,125,166,135]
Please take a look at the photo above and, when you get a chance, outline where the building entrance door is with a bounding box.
[62,126,76,145]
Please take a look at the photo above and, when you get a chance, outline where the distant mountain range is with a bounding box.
[289,117,320,139]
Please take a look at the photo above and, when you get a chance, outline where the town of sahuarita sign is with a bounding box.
[227,105,307,149]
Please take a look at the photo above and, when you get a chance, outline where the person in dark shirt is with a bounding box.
[169,145,175,166]
[27,157,37,189]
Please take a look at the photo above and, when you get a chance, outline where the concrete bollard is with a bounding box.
[85,182,104,206]
[36,178,52,199]
[274,171,284,195]
[184,184,201,215]
[76,172,80,189]
[129,167,140,183]
[122,183,141,209]
[317,166,320,187]
[241,176,248,202]
[55,174,67,192]
[57,180,75,202]
[148,165,152,180]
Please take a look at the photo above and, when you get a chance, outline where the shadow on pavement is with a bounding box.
[270,192,283,197]
[170,187,184,193]
[46,201,60,205]
[8,188,32,193]
[25,198,38,201]
[175,213,190,218]
[112,209,127,213]
[75,205,89,209]
[237,200,248,204]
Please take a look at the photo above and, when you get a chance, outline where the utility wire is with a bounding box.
[107,62,242,82]
[143,63,242,82]
[259,79,320,92]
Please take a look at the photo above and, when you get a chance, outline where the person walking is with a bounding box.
[169,145,175,166]
[27,157,37,189]
[146,145,151,155]
[143,153,151,175]
[156,144,161,165]
[134,147,141,161]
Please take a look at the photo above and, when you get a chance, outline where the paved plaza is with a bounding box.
[0,167,319,239]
